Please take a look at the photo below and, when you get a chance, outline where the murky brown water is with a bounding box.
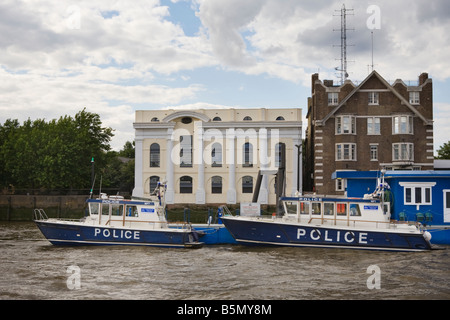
[0,221,449,300]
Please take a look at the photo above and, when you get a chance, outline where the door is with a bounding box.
[444,190,450,223]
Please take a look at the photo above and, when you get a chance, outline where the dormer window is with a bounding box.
[328,92,339,106]
[243,116,252,121]
[368,92,379,105]
[409,92,420,105]
[276,116,285,120]
[213,116,222,121]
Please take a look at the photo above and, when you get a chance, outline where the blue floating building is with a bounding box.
[332,170,450,245]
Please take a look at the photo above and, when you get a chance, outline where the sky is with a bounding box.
[1,0,449,155]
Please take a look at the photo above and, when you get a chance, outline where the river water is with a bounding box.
[0,221,449,300]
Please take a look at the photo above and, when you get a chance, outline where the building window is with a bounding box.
[367,117,380,135]
[180,135,192,167]
[211,142,222,167]
[336,143,356,161]
[242,176,253,193]
[151,117,159,122]
[211,176,222,194]
[393,116,413,134]
[370,144,378,161]
[336,178,346,192]
[409,92,420,105]
[181,117,192,124]
[368,92,379,105]
[393,143,414,161]
[336,115,356,134]
[243,116,252,121]
[212,116,222,121]
[243,142,253,167]
[275,143,285,168]
[400,182,435,207]
[150,143,160,167]
[328,92,339,106]
[149,176,160,193]
[180,176,193,194]
[276,116,285,120]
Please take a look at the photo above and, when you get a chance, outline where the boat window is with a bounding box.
[102,203,110,215]
[349,204,361,216]
[284,201,297,215]
[300,202,310,214]
[112,204,124,216]
[324,202,334,215]
[89,203,99,215]
[337,203,347,216]
[125,205,138,217]
[311,202,322,215]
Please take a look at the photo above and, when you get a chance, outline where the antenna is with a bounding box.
[333,4,354,84]
[371,31,374,71]
[367,31,378,74]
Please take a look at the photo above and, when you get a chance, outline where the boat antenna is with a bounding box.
[99,175,103,198]
[89,174,96,199]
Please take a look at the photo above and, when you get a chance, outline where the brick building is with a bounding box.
[304,70,434,195]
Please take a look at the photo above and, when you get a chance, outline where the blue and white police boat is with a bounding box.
[222,186,434,252]
[34,183,203,248]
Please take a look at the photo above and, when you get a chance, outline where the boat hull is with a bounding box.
[222,217,432,252]
[35,220,203,248]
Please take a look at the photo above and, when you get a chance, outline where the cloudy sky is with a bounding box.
[1,0,449,154]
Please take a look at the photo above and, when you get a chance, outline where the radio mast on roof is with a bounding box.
[334,4,354,84]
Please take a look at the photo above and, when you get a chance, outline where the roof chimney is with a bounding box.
[419,72,428,85]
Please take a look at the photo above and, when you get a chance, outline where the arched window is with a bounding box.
[213,116,222,121]
[211,142,222,167]
[149,176,160,194]
[243,116,252,121]
[150,143,160,167]
[151,117,159,122]
[276,116,285,120]
[242,176,253,193]
[243,142,253,167]
[211,176,222,194]
[180,176,193,194]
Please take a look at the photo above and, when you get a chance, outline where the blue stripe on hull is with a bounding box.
[222,218,431,252]
[35,221,199,248]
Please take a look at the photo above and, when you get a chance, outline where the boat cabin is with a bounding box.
[281,196,390,229]
[85,194,167,229]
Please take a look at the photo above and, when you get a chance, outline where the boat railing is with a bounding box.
[33,208,48,221]
[307,216,391,229]
[101,218,193,229]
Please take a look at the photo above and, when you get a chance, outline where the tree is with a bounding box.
[0,109,114,192]
[436,141,450,159]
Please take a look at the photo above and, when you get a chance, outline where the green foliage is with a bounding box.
[0,109,115,191]
[436,141,450,159]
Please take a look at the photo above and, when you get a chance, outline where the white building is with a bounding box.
[133,108,302,205]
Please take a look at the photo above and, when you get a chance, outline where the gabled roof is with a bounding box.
[318,70,432,125]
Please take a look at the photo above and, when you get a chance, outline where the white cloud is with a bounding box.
[433,102,450,155]
[1,0,449,151]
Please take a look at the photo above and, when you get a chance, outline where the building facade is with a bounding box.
[305,70,434,195]
[133,108,302,205]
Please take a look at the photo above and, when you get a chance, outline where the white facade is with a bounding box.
[133,108,302,205]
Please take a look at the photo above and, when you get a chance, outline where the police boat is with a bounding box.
[222,183,433,252]
[34,182,203,248]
